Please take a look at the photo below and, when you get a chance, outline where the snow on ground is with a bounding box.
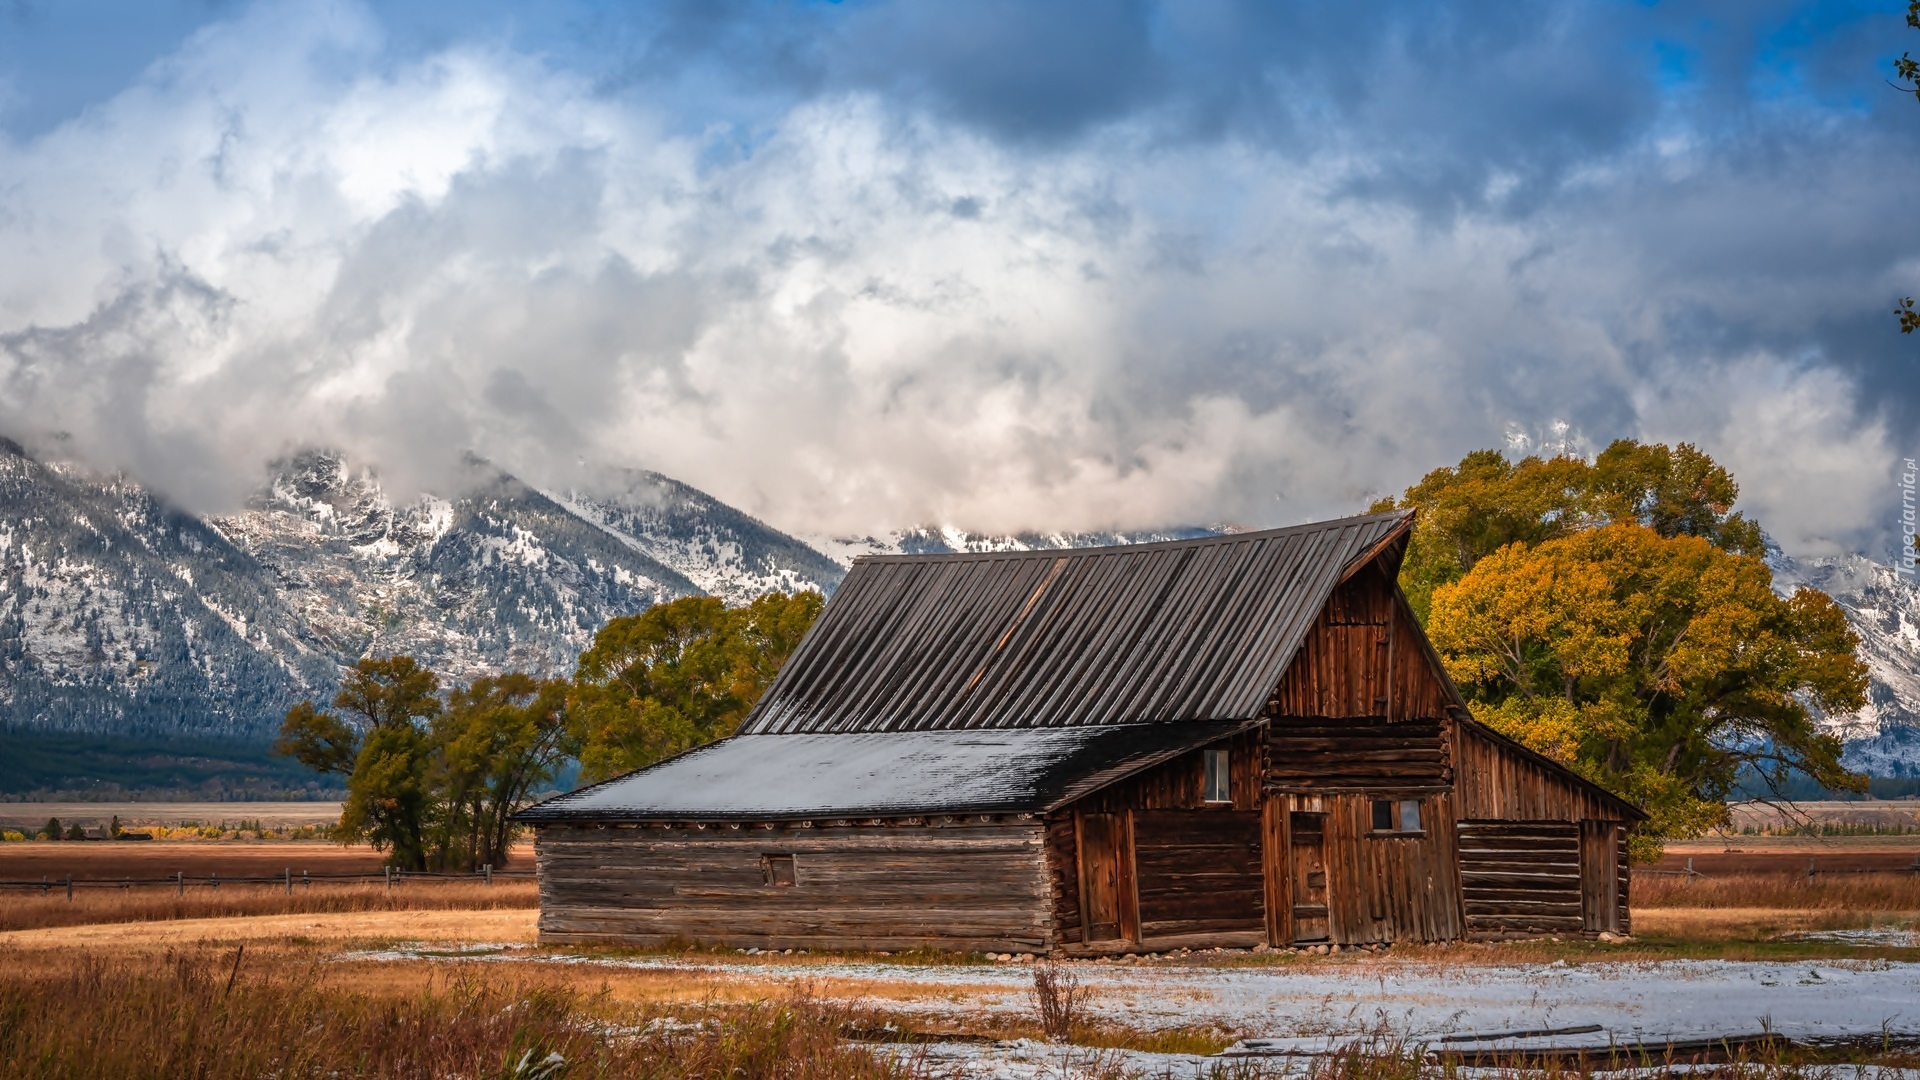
[348,948,1920,1046]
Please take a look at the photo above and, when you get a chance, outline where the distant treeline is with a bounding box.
[0,730,342,801]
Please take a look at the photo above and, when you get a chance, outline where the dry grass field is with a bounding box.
[0,801,345,831]
[5,835,1920,1076]
[0,839,535,878]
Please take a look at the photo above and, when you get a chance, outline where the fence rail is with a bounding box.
[1633,855,1920,882]
[0,866,535,900]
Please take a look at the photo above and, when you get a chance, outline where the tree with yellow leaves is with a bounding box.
[1426,523,1865,854]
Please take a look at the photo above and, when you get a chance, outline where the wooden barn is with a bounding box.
[521,510,1643,955]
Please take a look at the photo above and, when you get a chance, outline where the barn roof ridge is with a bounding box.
[848,508,1414,565]
[738,508,1415,736]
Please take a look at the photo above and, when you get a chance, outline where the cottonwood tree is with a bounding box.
[276,656,444,870]
[570,591,824,783]
[1427,524,1866,855]
[1377,443,1867,855]
[1375,439,1762,620]
[434,673,575,871]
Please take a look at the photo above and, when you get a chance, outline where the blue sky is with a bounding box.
[0,1,1915,553]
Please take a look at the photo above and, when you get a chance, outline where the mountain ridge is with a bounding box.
[8,438,1919,784]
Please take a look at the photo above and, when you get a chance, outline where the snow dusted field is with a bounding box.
[356,947,1920,1046]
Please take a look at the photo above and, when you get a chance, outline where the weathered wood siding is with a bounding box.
[1049,731,1269,953]
[1267,563,1456,722]
[1453,722,1629,823]
[1073,730,1265,813]
[1044,812,1083,945]
[1264,792,1464,945]
[1265,716,1451,791]
[1578,819,1630,934]
[1133,809,1264,940]
[1457,820,1583,937]
[534,820,1051,952]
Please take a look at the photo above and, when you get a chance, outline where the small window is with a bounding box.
[763,854,797,887]
[1204,748,1231,803]
[1371,799,1425,835]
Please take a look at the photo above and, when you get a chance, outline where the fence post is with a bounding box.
[285,867,292,896]
[1808,857,1817,879]
[385,866,391,891]
[1685,857,1694,880]
[303,870,310,892]
[485,863,492,886]
[65,875,72,902]
[177,871,184,897]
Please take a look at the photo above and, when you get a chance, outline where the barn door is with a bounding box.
[1077,812,1139,944]
[1580,821,1621,934]
[1289,812,1330,942]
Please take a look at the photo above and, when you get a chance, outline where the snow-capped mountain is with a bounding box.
[0,443,848,738]
[0,438,339,738]
[1769,546,1920,777]
[810,524,1220,562]
[28,442,1908,783]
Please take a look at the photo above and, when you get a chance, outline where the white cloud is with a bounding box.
[0,1,1899,555]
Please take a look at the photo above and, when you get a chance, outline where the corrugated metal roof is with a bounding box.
[516,722,1253,821]
[739,510,1414,734]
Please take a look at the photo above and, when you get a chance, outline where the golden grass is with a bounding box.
[1629,905,1915,941]
[0,946,919,1080]
[1634,869,1920,910]
[0,879,537,933]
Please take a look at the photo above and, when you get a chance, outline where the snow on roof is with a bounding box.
[517,721,1252,822]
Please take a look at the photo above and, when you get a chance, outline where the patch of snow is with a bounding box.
[346,951,1920,1047]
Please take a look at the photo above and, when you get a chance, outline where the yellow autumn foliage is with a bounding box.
[1429,523,1867,854]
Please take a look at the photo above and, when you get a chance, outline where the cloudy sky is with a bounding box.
[0,1,1915,554]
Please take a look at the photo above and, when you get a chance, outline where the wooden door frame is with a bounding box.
[1074,809,1141,945]
[1579,820,1622,934]
[1262,795,1292,946]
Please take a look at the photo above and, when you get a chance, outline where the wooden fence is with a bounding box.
[0,866,535,900]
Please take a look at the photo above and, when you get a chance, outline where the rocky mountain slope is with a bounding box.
[1770,547,1920,777]
[9,434,1918,781]
[0,444,848,739]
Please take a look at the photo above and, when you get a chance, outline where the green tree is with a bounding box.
[571,591,824,783]
[1373,439,1761,620]
[435,673,575,870]
[40,817,60,842]
[276,656,445,870]
[1427,523,1866,855]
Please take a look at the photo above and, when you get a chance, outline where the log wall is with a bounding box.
[533,820,1052,953]
[1132,809,1264,940]
[1265,716,1451,791]
[1048,730,1270,953]
[1457,820,1583,938]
